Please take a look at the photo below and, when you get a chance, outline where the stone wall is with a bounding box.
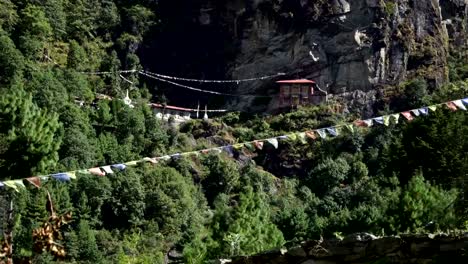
[224,233,468,264]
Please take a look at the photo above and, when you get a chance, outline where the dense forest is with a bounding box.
[0,0,467,263]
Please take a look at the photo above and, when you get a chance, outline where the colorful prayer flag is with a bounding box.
[410,109,420,116]
[383,116,391,126]
[428,105,438,112]
[266,138,279,149]
[345,124,354,133]
[297,132,307,144]
[68,171,77,180]
[462,98,468,105]
[244,142,255,151]
[286,133,297,141]
[326,127,338,137]
[446,102,458,111]
[102,166,114,174]
[233,143,244,150]
[418,108,429,116]
[305,131,317,139]
[277,135,288,140]
[3,180,23,192]
[26,177,41,188]
[391,114,400,124]
[316,129,327,139]
[124,161,139,166]
[363,119,373,127]
[89,167,105,176]
[143,157,158,164]
[254,141,264,150]
[373,117,384,125]
[52,173,71,182]
[401,112,414,121]
[0,182,4,188]
[112,164,126,171]
[223,146,235,156]
[453,100,467,110]
[159,155,171,161]
[354,120,368,127]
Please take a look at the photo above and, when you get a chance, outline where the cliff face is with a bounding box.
[143,0,467,114]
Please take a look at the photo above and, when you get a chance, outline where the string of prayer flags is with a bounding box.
[26,177,41,188]
[3,96,467,193]
[266,138,279,149]
[453,100,467,110]
[401,111,414,121]
[446,102,458,111]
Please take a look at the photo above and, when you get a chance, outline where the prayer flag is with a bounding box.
[112,164,126,171]
[277,135,288,140]
[418,108,429,116]
[254,141,264,150]
[143,157,158,164]
[124,161,139,166]
[383,116,391,126]
[89,167,105,176]
[68,171,77,180]
[391,114,400,124]
[363,119,373,127]
[286,133,297,141]
[462,98,468,105]
[201,149,211,154]
[159,155,171,161]
[354,120,368,127]
[266,138,279,149]
[453,100,467,110]
[317,129,327,139]
[223,146,235,156]
[305,131,317,139]
[297,133,307,144]
[102,166,114,174]
[410,109,420,116]
[373,117,384,125]
[171,153,182,160]
[345,124,354,133]
[26,177,41,188]
[233,143,244,150]
[401,112,414,121]
[3,180,23,192]
[446,102,458,111]
[52,173,71,182]
[0,182,4,188]
[428,105,437,112]
[326,127,338,137]
[244,142,256,151]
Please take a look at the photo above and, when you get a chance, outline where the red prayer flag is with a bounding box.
[254,141,264,150]
[401,112,414,121]
[26,177,41,188]
[446,102,458,111]
[305,131,317,139]
[89,167,105,176]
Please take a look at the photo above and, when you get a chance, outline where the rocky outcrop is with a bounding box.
[144,0,467,114]
[221,233,468,264]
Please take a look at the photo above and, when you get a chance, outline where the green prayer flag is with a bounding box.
[297,132,307,144]
[244,142,255,151]
[77,169,92,175]
[233,143,244,150]
[383,115,391,126]
[345,124,354,133]
[428,105,437,112]
[286,133,297,141]
[391,114,400,124]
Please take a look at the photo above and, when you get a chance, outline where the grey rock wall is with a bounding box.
[223,233,468,264]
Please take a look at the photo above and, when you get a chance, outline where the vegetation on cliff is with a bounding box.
[0,0,467,263]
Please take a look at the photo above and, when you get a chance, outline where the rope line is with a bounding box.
[141,70,286,83]
[138,71,273,98]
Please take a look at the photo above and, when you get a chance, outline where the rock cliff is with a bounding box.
[142,0,467,114]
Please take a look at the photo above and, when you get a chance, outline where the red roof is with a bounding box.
[276,79,315,84]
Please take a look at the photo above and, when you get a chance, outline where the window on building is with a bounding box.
[301,86,309,96]
[292,85,300,95]
[282,85,290,96]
